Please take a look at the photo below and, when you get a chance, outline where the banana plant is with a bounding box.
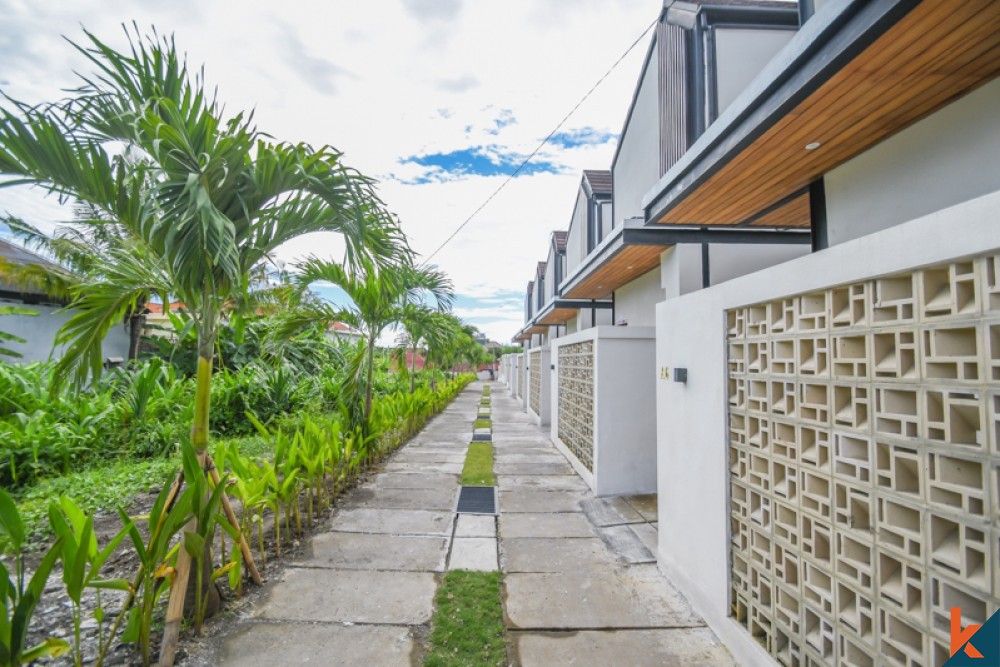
[47,497,133,666]
[0,488,70,666]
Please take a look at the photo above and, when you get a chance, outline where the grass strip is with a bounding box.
[461,441,494,486]
[473,418,491,429]
[424,571,505,667]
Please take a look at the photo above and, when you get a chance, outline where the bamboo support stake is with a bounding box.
[204,453,263,585]
[158,517,194,667]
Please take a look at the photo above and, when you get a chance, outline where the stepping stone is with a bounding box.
[331,508,453,537]
[497,475,589,492]
[449,537,499,571]
[630,522,659,556]
[384,461,464,474]
[455,514,496,538]
[495,461,575,476]
[259,568,436,624]
[296,532,447,572]
[503,565,702,630]
[218,623,414,667]
[580,497,646,527]
[499,512,595,539]
[499,490,584,513]
[624,494,659,521]
[500,537,615,573]
[513,628,736,667]
[342,486,457,511]
[595,525,656,564]
[373,472,458,489]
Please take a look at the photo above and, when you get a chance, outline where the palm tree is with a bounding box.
[0,27,401,452]
[0,28,402,661]
[298,257,453,422]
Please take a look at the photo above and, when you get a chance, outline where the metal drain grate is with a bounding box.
[472,433,492,442]
[456,486,497,514]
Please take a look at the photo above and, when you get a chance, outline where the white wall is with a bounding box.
[613,41,660,230]
[0,301,131,364]
[565,189,589,274]
[544,247,558,302]
[708,243,809,286]
[654,190,1000,667]
[714,28,796,117]
[614,267,664,327]
[826,77,1000,246]
[551,325,658,497]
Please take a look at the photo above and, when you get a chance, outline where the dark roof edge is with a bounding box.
[641,0,914,222]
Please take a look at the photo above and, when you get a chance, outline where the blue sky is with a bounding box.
[0,0,655,341]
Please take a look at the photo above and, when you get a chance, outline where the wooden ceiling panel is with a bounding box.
[654,0,1000,226]
[747,193,810,228]
[537,307,579,326]
[564,245,665,299]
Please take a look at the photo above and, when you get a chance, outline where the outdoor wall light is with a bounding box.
[805,141,822,150]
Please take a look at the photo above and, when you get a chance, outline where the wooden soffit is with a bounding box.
[536,298,614,325]
[645,0,1000,227]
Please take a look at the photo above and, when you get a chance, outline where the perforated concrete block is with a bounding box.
[726,253,1000,666]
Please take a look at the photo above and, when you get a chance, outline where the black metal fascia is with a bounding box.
[621,227,810,246]
[643,0,918,225]
[553,298,613,310]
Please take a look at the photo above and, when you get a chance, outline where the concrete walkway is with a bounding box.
[199,382,733,666]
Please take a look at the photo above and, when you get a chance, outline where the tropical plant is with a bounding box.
[47,496,133,666]
[0,488,69,666]
[297,257,453,426]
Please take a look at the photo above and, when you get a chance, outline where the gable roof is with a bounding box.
[582,170,612,196]
[552,230,568,251]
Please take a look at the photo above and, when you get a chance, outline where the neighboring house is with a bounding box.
[506,1,1000,665]
[0,238,130,363]
[142,301,189,339]
[326,320,363,343]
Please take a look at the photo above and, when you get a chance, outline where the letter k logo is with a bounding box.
[952,608,984,659]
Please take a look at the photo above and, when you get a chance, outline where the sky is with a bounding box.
[0,0,658,342]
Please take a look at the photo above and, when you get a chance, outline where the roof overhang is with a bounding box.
[512,323,546,343]
[535,298,614,326]
[643,0,1000,227]
[560,222,809,300]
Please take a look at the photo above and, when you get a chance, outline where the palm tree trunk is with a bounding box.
[410,343,417,394]
[127,312,145,360]
[364,332,376,422]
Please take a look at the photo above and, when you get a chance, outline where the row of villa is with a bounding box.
[501,1,1000,665]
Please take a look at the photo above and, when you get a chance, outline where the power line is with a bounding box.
[423,17,657,264]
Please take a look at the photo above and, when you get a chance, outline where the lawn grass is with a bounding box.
[461,442,494,486]
[424,570,505,667]
[473,418,491,429]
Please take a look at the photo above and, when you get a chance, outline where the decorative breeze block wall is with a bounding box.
[529,349,541,414]
[558,340,595,471]
[726,253,1000,667]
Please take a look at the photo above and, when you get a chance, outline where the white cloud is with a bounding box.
[0,0,659,342]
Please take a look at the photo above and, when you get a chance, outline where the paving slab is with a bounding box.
[580,496,646,526]
[630,522,660,557]
[624,494,659,521]
[330,508,453,536]
[595,525,656,564]
[494,461,576,476]
[503,565,702,629]
[454,514,496,538]
[373,472,458,489]
[342,486,457,511]
[499,512,596,539]
[295,532,447,571]
[448,537,499,571]
[500,537,615,573]
[218,623,414,666]
[493,453,568,465]
[391,451,467,464]
[499,490,584,513]
[383,460,464,474]
[513,628,736,667]
[258,568,436,624]
[497,475,590,492]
